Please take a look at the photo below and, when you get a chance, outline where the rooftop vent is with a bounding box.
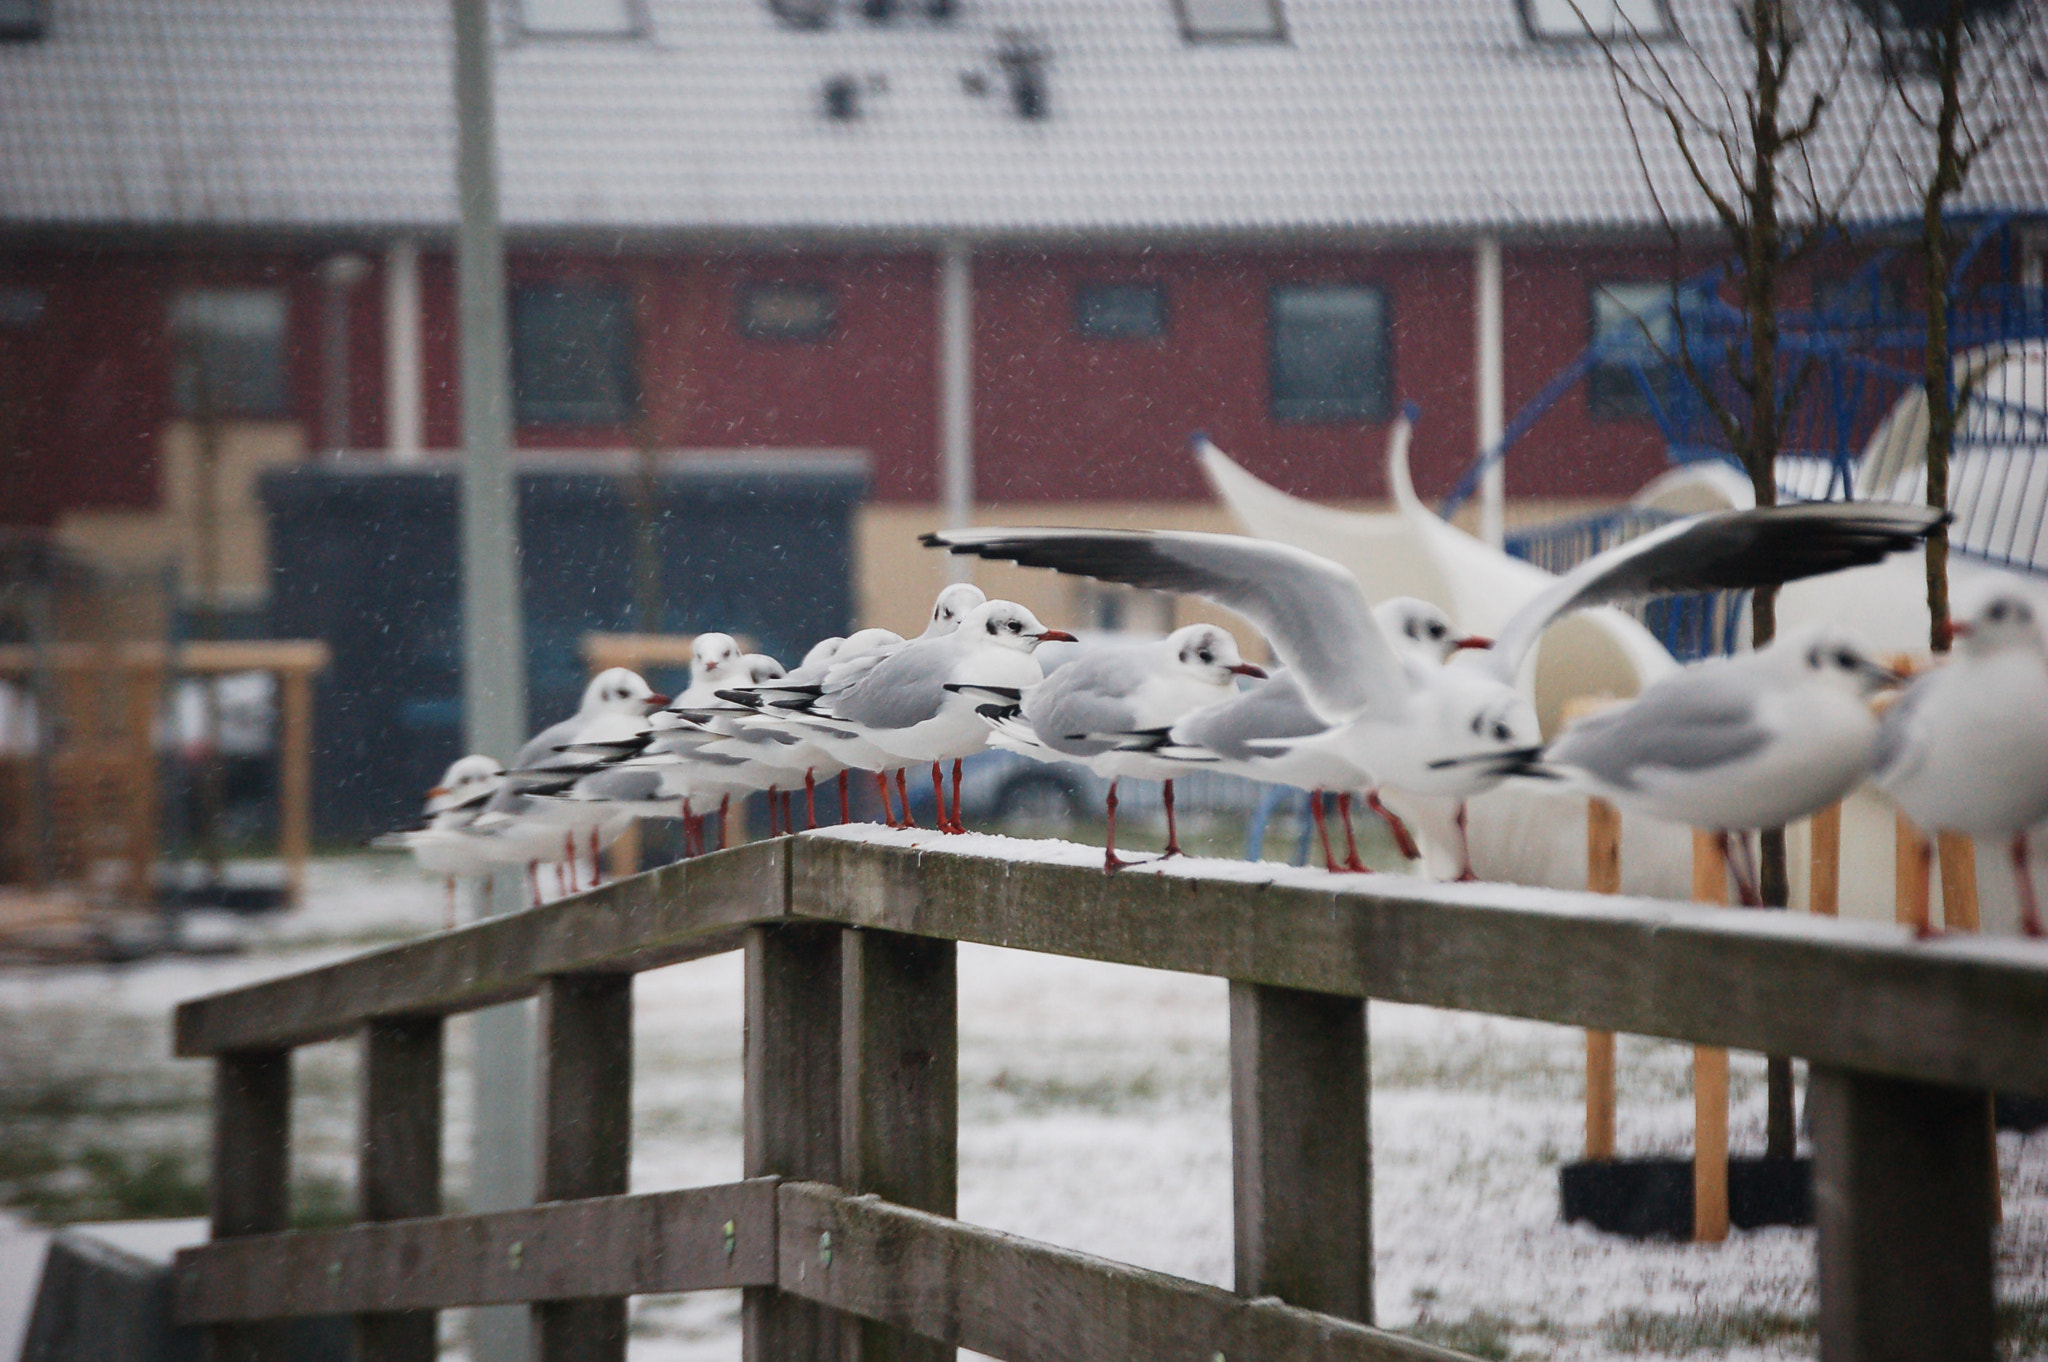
[822,74,861,119]
[994,35,1050,120]
[767,0,834,30]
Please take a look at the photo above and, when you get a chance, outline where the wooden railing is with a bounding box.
[170,826,2048,1362]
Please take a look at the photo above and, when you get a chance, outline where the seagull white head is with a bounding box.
[424,753,506,815]
[1167,624,1266,684]
[1373,597,1490,664]
[689,633,744,688]
[581,666,668,715]
[1947,586,2044,658]
[964,600,1075,653]
[925,583,989,637]
[800,636,846,671]
[1776,627,1899,699]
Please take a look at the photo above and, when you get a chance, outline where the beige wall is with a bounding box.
[57,420,306,609]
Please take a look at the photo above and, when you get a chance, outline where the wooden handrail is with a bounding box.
[0,639,331,674]
[175,826,2042,1362]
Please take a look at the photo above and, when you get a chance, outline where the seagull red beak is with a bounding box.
[1230,662,1268,678]
[1941,620,1972,647]
[644,693,671,708]
[425,786,450,798]
[1453,635,1494,651]
[1035,629,1079,643]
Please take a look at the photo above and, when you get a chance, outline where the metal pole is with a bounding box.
[939,238,974,582]
[454,2,533,1358]
[1475,235,1505,549]
[384,238,424,463]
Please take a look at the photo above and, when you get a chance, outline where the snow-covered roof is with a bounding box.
[1,0,2042,237]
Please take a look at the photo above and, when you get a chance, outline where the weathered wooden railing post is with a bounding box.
[536,974,634,1361]
[840,929,959,1362]
[354,1018,444,1362]
[1810,1069,1996,1362]
[746,923,846,1362]
[1229,983,1372,1324]
[208,1049,291,1362]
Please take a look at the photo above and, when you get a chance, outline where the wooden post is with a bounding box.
[1896,811,1933,933]
[279,666,314,905]
[535,974,633,1362]
[1936,831,1979,932]
[1691,830,1729,1244]
[1810,1068,1995,1361]
[209,1050,292,1362]
[1584,797,1621,1160]
[1810,803,1841,918]
[841,929,958,1362]
[355,1019,444,1362]
[745,924,845,1362]
[1230,982,1371,1324]
[126,663,160,906]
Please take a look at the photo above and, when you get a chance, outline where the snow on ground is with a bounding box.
[2,848,2045,1361]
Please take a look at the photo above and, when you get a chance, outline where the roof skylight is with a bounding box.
[1172,0,1287,44]
[1521,0,1673,41]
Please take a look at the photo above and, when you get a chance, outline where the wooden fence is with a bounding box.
[170,826,2048,1362]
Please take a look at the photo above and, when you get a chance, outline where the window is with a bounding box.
[1813,274,1905,322]
[517,0,646,37]
[511,284,638,426]
[1269,284,1390,423]
[1521,0,1671,41]
[1589,281,1691,420]
[739,282,836,342]
[1076,283,1167,340]
[169,289,290,419]
[1172,0,1287,42]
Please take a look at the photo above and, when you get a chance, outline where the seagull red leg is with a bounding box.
[1453,802,1480,882]
[896,769,918,828]
[1337,792,1369,872]
[1160,780,1182,858]
[590,828,602,886]
[1367,790,1422,862]
[875,772,894,827]
[933,762,962,834]
[718,794,730,851]
[1102,778,1133,872]
[528,861,541,907]
[805,770,818,830]
[951,758,965,832]
[838,770,851,825]
[1309,790,1340,873]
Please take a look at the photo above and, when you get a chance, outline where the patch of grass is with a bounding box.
[2001,1297,2048,1360]
[1401,1311,1517,1360]
[291,1174,355,1231]
[983,1068,1161,1113]
[1600,1305,1812,1354]
[0,1143,208,1224]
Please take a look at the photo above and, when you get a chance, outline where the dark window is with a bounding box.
[1521,0,1672,40]
[0,0,48,41]
[1813,274,1906,321]
[1172,0,1287,43]
[169,289,290,419]
[1269,284,1389,423]
[739,282,836,341]
[1076,283,1167,340]
[1589,281,1696,420]
[511,284,638,426]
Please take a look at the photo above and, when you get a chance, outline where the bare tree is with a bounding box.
[1579,0,1879,1160]
[1857,0,2043,652]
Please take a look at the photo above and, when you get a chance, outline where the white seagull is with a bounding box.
[1873,583,2048,937]
[960,623,1266,868]
[372,753,508,927]
[924,501,1943,877]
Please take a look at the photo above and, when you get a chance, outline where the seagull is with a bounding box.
[957,623,1265,869]
[1125,599,1484,872]
[1497,626,1902,906]
[1873,584,2048,937]
[669,633,747,710]
[800,600,1074,832]
[923,500,1943,877]
[372,754,507,927]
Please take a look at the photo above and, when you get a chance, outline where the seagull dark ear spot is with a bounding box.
[1807,646,1824,670]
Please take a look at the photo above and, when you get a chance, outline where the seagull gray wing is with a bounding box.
[511,716,583,772]
[569,765,670,803]
[923,528,1405,725]
[828,639,955,732]
[1871,671,1937,787]
[1019,652,1151,758]
[1171,671,1328,762]
[1546,664,1770,791]
[1482,502,1947,683]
